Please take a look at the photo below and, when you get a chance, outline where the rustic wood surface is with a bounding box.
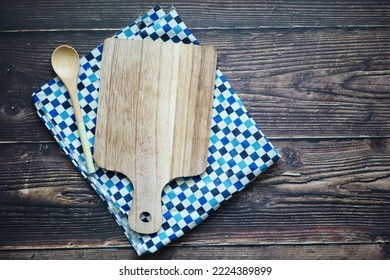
[0,0,389,259]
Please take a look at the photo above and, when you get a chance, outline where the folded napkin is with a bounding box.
[32,6,280,255]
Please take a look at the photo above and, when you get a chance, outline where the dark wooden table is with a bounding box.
[1,1,389,260]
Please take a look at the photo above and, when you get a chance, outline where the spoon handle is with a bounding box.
[66,80,96,174]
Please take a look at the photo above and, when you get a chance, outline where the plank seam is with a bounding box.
[1,136,390,145]
[2,25,390,33]
[1,241,388,252]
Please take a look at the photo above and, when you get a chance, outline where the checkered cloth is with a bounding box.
[32,6,280,255]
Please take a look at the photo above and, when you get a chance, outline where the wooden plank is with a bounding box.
[0,29,390,141]
[1,28,390,141]
[0,244,388,259]
[1,0,390,31]
[0,31,108,143]
[1,139,389,249]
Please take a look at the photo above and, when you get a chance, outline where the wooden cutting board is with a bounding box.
[94,38,217,234]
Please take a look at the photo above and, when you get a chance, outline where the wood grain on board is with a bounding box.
[95,39,217,233]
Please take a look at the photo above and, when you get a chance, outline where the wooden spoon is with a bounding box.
[51,45,95,174]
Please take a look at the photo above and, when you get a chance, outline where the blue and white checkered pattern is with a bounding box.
[32,6,280,255]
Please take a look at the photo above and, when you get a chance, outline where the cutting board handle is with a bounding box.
[128,179,164,234]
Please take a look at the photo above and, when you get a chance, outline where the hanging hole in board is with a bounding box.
[139,212,151,223]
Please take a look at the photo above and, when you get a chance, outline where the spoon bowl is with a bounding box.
[52,45,80,79]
